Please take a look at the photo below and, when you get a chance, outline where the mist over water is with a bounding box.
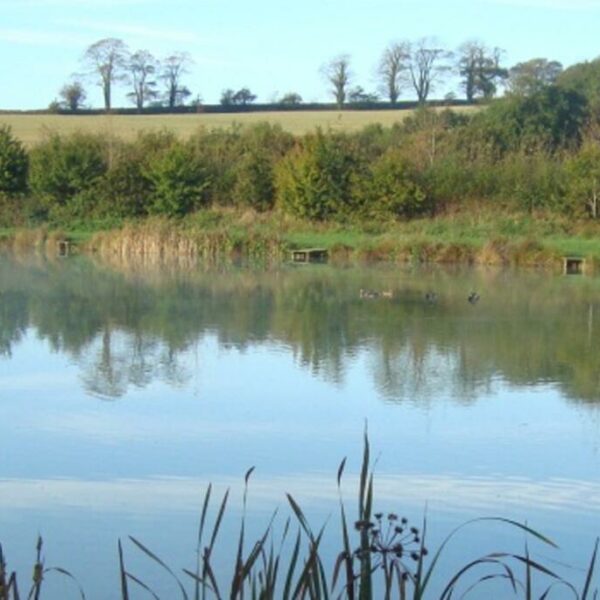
[1,253,599,598]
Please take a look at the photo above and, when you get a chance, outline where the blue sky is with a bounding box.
[1,0,599,109]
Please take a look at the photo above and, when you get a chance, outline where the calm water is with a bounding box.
[1,253,600,598]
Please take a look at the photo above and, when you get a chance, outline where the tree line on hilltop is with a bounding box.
[2,55,600,226]
[50,36,585,112]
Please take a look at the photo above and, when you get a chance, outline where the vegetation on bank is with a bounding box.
[2,73,600,264]
[0,434,598,599]
[4,209,600,269]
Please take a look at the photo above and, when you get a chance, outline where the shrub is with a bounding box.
[0,125,28,195]
[230,124,293,211]
[354,149,429,219]
[29,132,108,208]
[276,131,362,220]
[564,142,600,218]
[144,140,211,216]
[232,151,276,211]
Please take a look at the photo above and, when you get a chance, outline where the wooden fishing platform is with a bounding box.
[291,248,328,264]
[57,240,71,257]
[563,256,586,275]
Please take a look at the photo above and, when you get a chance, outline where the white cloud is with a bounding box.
[55,18,200,44]
[0,28,88,46]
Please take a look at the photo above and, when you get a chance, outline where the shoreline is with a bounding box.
[2,212,599,273]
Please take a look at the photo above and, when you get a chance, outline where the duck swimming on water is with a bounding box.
[468,291,480,304]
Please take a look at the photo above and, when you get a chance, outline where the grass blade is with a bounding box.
[43,567,86,600]
[416,517,558,600]
[118,539,129,600]
[196,484,213,600]
[282,529,301,600]
[126,572,161,600]
[582,537,599,600]
[129,536,189,600]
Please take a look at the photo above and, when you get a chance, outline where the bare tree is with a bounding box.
[59,80,87,112]
[407,38,451,104]
[378,42,410,105]
[82,38,129,112]
[127,49,158,112]
[321,55,352,109]
[161,52,193,110]
[457,41,507,102]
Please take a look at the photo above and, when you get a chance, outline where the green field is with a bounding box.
[0,107,475,145]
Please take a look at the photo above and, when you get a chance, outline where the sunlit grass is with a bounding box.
[0,107,478,146]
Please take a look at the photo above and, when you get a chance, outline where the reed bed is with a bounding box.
[1,432,598,599]
[88,218,287,266]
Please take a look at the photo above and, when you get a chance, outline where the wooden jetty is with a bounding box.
[291,248,328,264]
[563,256,586,275]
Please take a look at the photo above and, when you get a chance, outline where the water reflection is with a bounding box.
[0,473,599,516]
[1,252,600,404]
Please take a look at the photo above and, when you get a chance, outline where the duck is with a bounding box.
[424,291,438,303]
[359,288,380,299]
[468,291,480,304]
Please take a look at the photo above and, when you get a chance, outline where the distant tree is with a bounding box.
[161,52,193,110]
[378,42,410,105]
[279,92,303,105]
[82,38,129,112]
[220,88,235,106]
[555,59,600,109]
[127,50,158,112]
[407,38,451,104]
[190,94,203,108]
[59,81,87,112]
[508,58,563,96]
[321,55,352,109]
[469,86,587,155]
[220,88,257,106]
[232,88,256,105]
[348,86,379,103]
[457,41,507,102]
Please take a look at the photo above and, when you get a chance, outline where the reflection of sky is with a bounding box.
[1,473,599,517]
[2,291,600,596]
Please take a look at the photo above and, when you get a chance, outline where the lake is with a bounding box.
[1,252,599,598]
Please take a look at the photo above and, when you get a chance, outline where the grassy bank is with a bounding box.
[3,209,600,270]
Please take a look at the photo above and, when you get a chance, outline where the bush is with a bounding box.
[230,124,294,211]
[466,87,587,157]
[144,140,211,216]
[354,149,429,219]
[0,125,28,195]
[82,133,177,218]
[276,131,362,220]
[29,132,108,209]
[232,152,276,211]
[564,142,600,218]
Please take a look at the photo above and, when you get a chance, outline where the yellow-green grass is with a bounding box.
[0,107,477,146]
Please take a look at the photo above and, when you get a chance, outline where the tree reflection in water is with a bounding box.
[0,252,599,403]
